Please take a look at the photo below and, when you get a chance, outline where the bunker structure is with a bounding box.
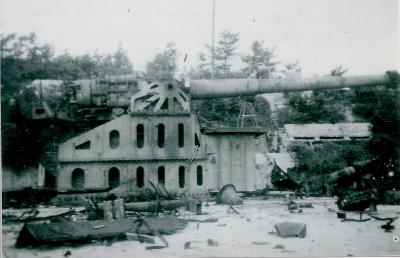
[52,72,398,198]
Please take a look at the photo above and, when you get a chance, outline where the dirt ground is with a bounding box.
[2,198,400,257]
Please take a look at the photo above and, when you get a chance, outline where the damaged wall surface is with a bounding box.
[56,111,270,195]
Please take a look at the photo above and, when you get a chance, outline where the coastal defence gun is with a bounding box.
[3,71,399,205]
[15,71,399,121]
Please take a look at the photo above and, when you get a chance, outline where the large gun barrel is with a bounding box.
[190,71,399,99]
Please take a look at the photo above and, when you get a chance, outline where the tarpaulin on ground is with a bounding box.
[16,216,187,247]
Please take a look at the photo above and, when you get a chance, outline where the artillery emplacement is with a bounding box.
[44,71,398,202]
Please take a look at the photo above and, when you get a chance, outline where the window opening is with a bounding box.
[75,140,91,150]
[178,166,185,188]
[109,130,120,149]
[158,124,165,148]
[158,166,165,185]
[137,124,144,148]
[197,165,203,186]
[137,167,144,187]
[108,167,120,189]
[71,168,85,189]
[195,133,201,147]
[178,123,184,147]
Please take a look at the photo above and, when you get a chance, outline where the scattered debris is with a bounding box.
[99,199,201,214]
[299,203,313,208]
[64,250,72,257]
[217,223,226,227]
[288,203,298,211]
[113,198,125,219]
[265,191,295,199]
[252,241,270,245]
[216,184,243,205]
[370,215,398,232]
[184,241,191,249]
[273,244,285,249]
[188,218,218,223]
[148,180,172,200]
[207,239,218,246]
[145,245,166,250]
[281,249,296,253]
[342,218,371,222]
[4,209,78,223]
[130,216,187,235]
[126,233,155,244]
[226,206,240,214]
[83,198,102,220]
[381,223,395,232]
[274,222,307,238]
[341,211,371,222]
[102,200,113,221]
[183,239,218,249]
[327,208,336,212]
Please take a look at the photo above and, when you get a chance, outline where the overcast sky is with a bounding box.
[1,0,399,77]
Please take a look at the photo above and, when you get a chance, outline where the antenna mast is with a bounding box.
[211,0,216,79]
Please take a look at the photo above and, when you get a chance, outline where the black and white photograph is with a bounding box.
[1,0,399,257]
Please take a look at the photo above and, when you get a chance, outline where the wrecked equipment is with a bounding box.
[216,184,243,205]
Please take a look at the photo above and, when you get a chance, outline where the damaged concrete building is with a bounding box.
[55,81,269,198]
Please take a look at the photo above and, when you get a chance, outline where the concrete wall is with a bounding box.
[57,161,208,195]
[58,113,206,162]
[204,134,268,192]
[57,112,271,195]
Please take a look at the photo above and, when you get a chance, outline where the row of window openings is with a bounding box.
[71,166,203,189]
[75,124,201,150]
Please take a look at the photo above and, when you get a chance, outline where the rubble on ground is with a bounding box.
[3,197,400,257]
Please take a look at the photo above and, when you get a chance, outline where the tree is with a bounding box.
[329,66,348,76]
[213,30,239,78]
[145,42,177,80]
[352,85,400,189]
[52,51,83,80]
[279,60,302,79]
[110,44,134,75]
[1,33,59,95]
[289,141,371,177]
[241,41,278,79]
[190,52,212,79]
